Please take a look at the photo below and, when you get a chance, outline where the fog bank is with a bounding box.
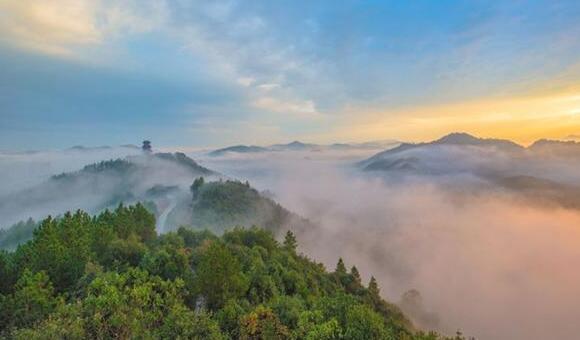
[0,146,142,196]
[201,148,580,340]
[3,143,580,339]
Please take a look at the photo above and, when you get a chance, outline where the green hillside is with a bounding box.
[167,178,312,234]
[0,204,460,339]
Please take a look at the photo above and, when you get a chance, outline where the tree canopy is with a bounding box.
[0,204,465,339]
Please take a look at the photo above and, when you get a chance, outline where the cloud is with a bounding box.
[0,44,252,150]
[0,0,102,55]
[256,83,280,92]
[168,2,326,119]
[2,1,580,148]
[100,0,168,36]
[236,77,256,87]
[252,96,318,115]
[0,146,142,197]
[199,146,580,339]
[0,0,167,57]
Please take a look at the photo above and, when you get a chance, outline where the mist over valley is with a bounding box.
[2,134,580,339]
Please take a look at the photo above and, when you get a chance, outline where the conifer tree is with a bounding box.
[368,276,380,300]
[351,266,361,284]
[335,258,347,274]
[190,177,205,200]
[283,230,297,252]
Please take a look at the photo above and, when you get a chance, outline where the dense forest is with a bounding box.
[164,178,312,235]
[0,204,464,339]
[189,178,307,233]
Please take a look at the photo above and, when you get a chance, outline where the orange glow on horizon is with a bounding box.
[328,89,580,145]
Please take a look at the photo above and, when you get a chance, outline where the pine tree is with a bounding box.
[335,258,346,274]
[368,276,380,300]
[351,266,361,284]
[283,230,297,252]
[190,177,205,200]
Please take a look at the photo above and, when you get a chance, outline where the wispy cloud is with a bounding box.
[0,0,167,57]
[0,0,102,56]
[2,1,580,148]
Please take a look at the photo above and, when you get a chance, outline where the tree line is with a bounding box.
[0,203,467,339]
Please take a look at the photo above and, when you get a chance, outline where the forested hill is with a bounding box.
[0,205,462,339]
[0,152,217,228]
[167,178,313,234]
[50,152,215,183]
[0,179,308,250]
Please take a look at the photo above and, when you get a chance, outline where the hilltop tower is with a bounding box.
[142,140,152,153]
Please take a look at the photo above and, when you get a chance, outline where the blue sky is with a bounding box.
[1,0,580,150]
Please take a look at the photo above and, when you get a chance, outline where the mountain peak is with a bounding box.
[270,140,317,150]
[433,132,522,150]
[288,140,306,146]
[434,132,480,145]
[208,145,268,156]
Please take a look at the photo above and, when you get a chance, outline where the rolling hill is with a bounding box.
[0,152,217,228]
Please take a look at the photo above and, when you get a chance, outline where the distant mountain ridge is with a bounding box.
[433,132,523,151]
[208,140,399,156]
[527,139,580,157]
[209,145,269,156]
[360,133,524,169]
[270,140,319,151]
[360,132,580,169]
[359,132,580,209]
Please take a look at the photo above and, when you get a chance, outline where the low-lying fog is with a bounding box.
[0,146,142,196]
[0,146,215,227]
[2,143,580,339]
[197,146,580,340]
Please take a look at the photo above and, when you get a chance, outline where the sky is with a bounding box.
[1,0,580,150]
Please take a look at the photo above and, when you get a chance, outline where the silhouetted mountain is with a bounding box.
[208,140,398,156]
[360,132,525,171]
[328,141,400,150]
[359,132,580,209]
[209,145,269,156]
[363,157,421,172]
[433,132,523,151]
[270,140,319,151]
[528,139,580,157]
[359,143,420,168]
[329,143,353,150]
